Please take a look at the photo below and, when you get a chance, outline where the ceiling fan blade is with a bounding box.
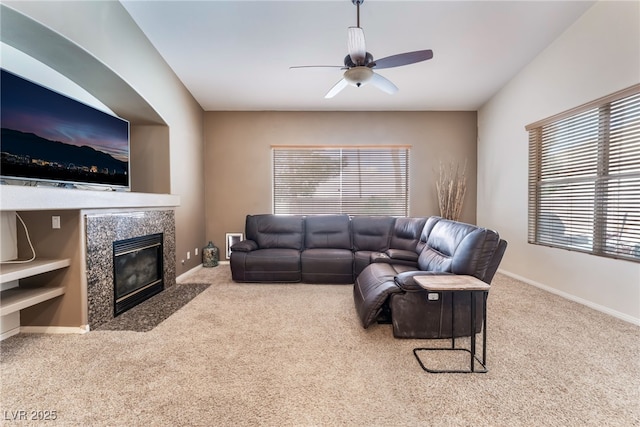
[372,49,433,70]
[370,72,398,95]
[289,65,344,69]
[348,26,366,65]
[325,78,349,99]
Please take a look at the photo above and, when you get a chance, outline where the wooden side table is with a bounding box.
[412,275,490,373]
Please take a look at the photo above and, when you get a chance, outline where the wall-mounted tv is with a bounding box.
[1,68,130,190]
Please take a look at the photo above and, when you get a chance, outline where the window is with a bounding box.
[526,85,640,262]
[273,146,409,216]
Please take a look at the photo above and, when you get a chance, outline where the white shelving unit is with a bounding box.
[1,286,66,316]
[0,258,71,284]
[0,258,70,338]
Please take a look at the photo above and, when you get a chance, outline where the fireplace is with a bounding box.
[113,233,164,316]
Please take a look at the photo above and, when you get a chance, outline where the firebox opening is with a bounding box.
[113,233,164,316]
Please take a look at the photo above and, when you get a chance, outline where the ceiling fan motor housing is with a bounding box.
[344,52,374,68]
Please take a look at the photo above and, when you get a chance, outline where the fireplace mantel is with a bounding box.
[0,185,179,211]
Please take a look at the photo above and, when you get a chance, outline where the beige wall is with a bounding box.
[129,125,171,194]
[204,111,477,253]
[478,1,640,323]
[2,1,206,275]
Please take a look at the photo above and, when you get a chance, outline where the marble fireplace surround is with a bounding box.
[85,210,176,329]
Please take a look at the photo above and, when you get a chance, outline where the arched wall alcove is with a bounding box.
[0,4,170,194]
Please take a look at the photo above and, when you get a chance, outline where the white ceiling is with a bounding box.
[121,0,595,112]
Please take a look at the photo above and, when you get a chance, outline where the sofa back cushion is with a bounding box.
[484,239,508,284]
[245,214,305,250]
[304,215,351,249]
[390,217,428,251]
[416,216,441,254]
[351,216,395,251]
[418,219,500,280]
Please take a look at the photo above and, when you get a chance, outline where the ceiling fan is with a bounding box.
[290,0,434,99]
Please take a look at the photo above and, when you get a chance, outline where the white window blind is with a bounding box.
[526,85,640,262]
[273,146,409,216]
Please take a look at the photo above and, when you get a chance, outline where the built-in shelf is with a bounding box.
[0,258,71,318]
[0,258,71,283]
[0,286,65,316]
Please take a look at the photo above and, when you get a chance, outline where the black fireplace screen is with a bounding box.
[113,233,163,316]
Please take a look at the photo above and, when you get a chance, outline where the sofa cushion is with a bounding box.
[301,248,353,284]
[304,215,351,249]
[353,251,375,278]
[246,214,305,250]
[389,217,427,251]
[353,263,397,327]
[416,218,501,280]
[484,239,508,283]
[230,248,301,283]
[416,216,442,255]
[353,262,406,328]
[351,216,394,251]
[417,219,478,272]
[451,228,500,279]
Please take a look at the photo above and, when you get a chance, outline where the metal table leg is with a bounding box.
[413,289,488,374]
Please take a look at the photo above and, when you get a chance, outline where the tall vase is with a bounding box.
[202,241,219,267]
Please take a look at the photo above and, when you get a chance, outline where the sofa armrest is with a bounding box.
[394,271,453,291]
[370,252,391,263]
[371,249,418,264]
[385,249,418,263]
[231,239,259,252]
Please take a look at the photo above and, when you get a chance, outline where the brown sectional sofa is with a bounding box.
[230,214,506,339]
[230,214,427,283]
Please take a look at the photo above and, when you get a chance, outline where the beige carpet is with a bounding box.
[1,265,639,426]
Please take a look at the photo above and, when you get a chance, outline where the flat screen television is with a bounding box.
[1,68,130,190]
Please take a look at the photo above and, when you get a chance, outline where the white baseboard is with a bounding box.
[1,311,20,341]
[20,325,90,335]
[177,261,230,283]
[498,269,640,326]
[1,326,20,341]
[177,264,202,282]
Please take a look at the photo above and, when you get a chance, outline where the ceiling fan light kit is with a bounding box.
[344,66,373,87]
[291,0,434,99]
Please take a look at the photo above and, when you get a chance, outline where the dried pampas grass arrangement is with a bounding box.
[436,160,467,221]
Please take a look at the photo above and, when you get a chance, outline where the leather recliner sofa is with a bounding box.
[230,214,427,283]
